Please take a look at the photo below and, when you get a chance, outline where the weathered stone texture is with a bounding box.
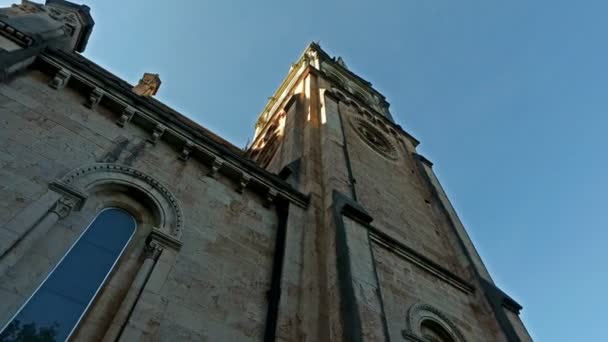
[0,39,531,341]
[0,70,280,341]
[373,242,504,342]
[339,100,468,275]
[343,217,388,341]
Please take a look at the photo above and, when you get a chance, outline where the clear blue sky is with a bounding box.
[15,0,608,340]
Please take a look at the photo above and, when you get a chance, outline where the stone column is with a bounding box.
[102,241,163,342]
[0,194,78,276]
[114,232,180,342]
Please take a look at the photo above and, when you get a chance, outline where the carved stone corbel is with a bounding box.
[264,189,278,208]
[148,227,182,251]
[85,87,104,108]
[50,196,78,219]
[148,124,166,145]
[143,240,164,261]
[236,174,251,193]
[117,107,137,127]
[49,69,71,90]
[179,140,194,161]
[48,181,87,218]
[207,157,224,178]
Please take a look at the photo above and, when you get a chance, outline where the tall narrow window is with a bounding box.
[420,319,456,342]
[0,208,136,342]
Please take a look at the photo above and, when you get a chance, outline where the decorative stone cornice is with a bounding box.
[207,157,224,178]
[255,52,312,130]
[0,21,34,48]
[264,189,277,208]
[117,106,137,127]
[369,230,474,294]
[45,0,95,53]
[148,123,166,145]
[236,174,251,193]
[329,191,474,294]
[48,180,87,220]
[37,51,310,209]
[85,87,103,108]
[179,140,193,161]
[48,180,88,210]
[49,68,71,90]
[251,43,420,151]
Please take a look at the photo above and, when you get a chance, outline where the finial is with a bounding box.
[132,73,161,97]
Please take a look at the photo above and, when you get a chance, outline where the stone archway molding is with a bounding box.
[402,303,466,342]
[52,163,184,242]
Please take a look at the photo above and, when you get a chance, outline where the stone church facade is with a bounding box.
[0,1,532,341]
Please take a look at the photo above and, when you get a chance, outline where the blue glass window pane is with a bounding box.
[0,208,136,342]
[81,210,136,253]
[43,241,117,305]
[2,289,85,341]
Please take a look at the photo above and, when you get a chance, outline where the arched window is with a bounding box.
[0,208,136,341]
[404,303,465,342]
[420,319,455,342]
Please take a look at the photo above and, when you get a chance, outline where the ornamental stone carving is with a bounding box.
[349,116,398,160]
[148,124,166,145]
[49,68,71,90]
[117,106,137,127]
[2,0,95,52]
[402,303,466,342]
[264,189,278,208]
[236,174,251,193]
[51,196,78,219]
[60,163,184,239]
[85,87,104,108]
[179,140,194,161]
[207,157,224,178]
[143,240,164,261]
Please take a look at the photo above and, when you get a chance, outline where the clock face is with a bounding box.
[349,117,398,160]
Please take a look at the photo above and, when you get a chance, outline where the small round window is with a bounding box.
[349,117,398,160]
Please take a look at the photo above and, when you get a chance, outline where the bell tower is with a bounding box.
[248,43,532,341]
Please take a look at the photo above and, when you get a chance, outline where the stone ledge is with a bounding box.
[36,51,310,209]
[370,232,474,294]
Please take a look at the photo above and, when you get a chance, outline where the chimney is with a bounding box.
[132,73,161,97]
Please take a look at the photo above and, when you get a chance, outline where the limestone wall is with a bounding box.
[0,69,281,341]
[323,92,465,276]
[373,241,505,341]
